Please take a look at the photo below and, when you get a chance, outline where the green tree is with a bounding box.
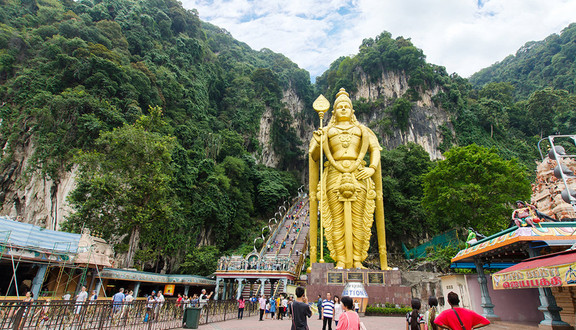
[180,245,221,276]
[526,88,574,137]
[66,108,176,268]
[422,144,531,234]
[380,143,432,245]
[478,98,509,138]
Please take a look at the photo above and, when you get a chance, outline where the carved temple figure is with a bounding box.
[309,88,387,269]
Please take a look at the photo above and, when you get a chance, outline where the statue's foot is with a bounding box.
[336,261,345,269]
[354,262,366,269]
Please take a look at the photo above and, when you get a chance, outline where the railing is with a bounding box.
[0,299,258,329]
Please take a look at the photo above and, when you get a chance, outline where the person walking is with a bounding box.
[259,294,266,321]
[322,292,335,330]
[333,295,343,327]
[290,286,311,330]
[406,298,425,330]
[237,295,245,319]
[336,296,360,330]
[316,294,323,319]
[434,292,490,330]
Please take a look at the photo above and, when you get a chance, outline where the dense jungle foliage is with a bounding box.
[470,23,576,100]
[0,0,309,273]
[1,0,575,272]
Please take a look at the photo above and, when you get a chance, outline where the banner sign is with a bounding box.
[492,263,576,289]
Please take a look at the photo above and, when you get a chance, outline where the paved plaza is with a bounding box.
[190,315,539,329]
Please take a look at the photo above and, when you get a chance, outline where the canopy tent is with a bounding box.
[492,249,576,290]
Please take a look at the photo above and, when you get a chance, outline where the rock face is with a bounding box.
[0,139,77,230]
[261,69,451,170]
[353,70,449,160]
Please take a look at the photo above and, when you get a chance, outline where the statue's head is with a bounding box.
[331,88,356,123]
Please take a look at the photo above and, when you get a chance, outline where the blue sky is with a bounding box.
[181,0,576,81]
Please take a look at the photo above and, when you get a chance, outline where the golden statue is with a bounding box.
[309,88,388,270]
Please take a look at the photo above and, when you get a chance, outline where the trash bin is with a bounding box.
[183,307,202,329]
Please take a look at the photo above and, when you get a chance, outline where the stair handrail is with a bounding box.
[274,199,307,258]
[287,200,309,259]
[258,196,304,261]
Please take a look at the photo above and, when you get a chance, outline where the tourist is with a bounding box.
[317,294,323,319]
[89,290,98,302]
[434,292,490,330]
[183,295,190,309]
[287,296,293,319]
[190,294,199,307]
[281,294,288,320]
[176,293,183,308]
[290,286,311,330]
[259,294,266,321]
[237,295,245,319]
[276,295,282,320]
[269,296,276,319]
[333,295,343,327]
[111,288,125,314]
[156,290,165,315]
[424,296,439,330]
[199,288,213,308]
[354,299,359,313]
[123,290,134,317]
[16,291,34,329]
[406,298,425,330]
[74,286,88,315]
[322,292,335,330]
[145,291,156,322]
[336,296,360,330]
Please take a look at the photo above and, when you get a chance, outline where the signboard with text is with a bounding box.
[492,262,576,290]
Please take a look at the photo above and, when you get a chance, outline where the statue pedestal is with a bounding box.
[306,263,411,312]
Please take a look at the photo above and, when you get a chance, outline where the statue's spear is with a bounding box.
[313,95,330,264]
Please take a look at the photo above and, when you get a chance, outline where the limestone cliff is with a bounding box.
[353,69,449,160]
[0,139,77,230]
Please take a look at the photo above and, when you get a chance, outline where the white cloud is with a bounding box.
[181,0,576,80]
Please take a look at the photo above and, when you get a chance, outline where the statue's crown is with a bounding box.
[334,88,352,108]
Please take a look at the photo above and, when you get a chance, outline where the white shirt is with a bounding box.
[76,291,88,303]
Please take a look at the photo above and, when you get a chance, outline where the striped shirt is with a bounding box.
[322,299,335,318]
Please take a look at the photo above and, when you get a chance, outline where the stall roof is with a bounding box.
[0,217,80,253]
[99,268,216,286]
[451,222,576,264]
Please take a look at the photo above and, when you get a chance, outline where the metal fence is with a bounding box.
[0,299,258,329]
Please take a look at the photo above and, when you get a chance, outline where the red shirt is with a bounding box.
[434,307,490,330]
